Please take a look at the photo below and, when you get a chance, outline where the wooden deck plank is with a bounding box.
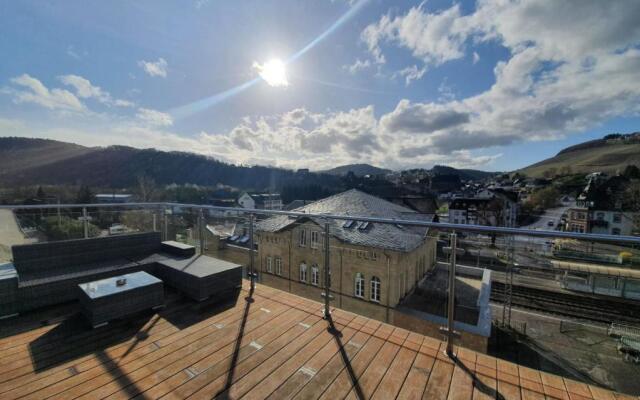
[265,326,360,400]
[39,294,284,400]
[315,331,386,399]
[187,314,329,400]
[0,297,250,399]
[137,307,311,400]
[370,346,417,400]
[396,353,435,400]
[447,363,474,400]
[158,314,322,400]
[107,303,310,400]
[241,326,360,400]
[422,360,454,400]
[0,282,633,400]
[290,330,375,400]
[67,296,291,400]
[343,340,401,399]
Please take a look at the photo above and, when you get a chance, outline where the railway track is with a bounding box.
[491,282,640,324]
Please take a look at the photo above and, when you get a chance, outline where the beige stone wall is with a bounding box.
[256,221,438,324]
[392,309,488,353]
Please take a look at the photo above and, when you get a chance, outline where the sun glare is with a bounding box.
[253,58,288,87]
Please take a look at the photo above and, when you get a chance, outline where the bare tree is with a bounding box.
[136,174,157,202]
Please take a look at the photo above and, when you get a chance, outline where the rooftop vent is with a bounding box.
[357,221,371,231]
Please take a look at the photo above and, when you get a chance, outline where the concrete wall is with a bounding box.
[392,309,488,353]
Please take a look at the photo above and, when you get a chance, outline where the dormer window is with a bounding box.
[343,220,354,228]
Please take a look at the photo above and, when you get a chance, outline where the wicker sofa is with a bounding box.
[5,232,243,316]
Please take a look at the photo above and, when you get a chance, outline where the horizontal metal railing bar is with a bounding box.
[1,201,639,245]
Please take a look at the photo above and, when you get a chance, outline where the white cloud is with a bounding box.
[344,58,372,74]
[362,4,470,67]
[66,45,86,60]
[394,64,427,86]
[472,51,480,64]
[367,0,640,156]
[136,108,173,127]
[138,58,168,78]
[58,75,134,107]
[5,74,85,112]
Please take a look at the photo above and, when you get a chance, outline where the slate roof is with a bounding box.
[256,189,434,252]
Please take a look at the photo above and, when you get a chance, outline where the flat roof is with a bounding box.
[0,282,626,400]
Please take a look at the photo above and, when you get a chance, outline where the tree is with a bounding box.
[75,185,95,204]
[36,186,46,199]
[528,186,560,210]
[622,181,640,212]
[136,174,157,202]
[623,165,640,180]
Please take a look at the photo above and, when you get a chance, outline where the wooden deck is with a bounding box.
[0,282,636,400]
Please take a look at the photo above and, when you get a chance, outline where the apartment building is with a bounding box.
[255,189,437,322]
[237,192,283,210]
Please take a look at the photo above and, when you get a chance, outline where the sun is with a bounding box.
[253,58,289,87]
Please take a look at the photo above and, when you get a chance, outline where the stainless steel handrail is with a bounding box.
[1,201,639,245]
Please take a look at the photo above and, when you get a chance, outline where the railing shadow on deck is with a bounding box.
[326,312,365,400]
[214,284,254,399]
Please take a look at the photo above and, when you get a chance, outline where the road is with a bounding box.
[0,209,26,262]
[521,203,574,231]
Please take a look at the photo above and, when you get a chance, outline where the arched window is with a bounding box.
[299,263,307,282]
[266,256,272,273]
[311,265,319,286]
[371,276,381,302]
[354,273,364,298]
[275,257,282,276]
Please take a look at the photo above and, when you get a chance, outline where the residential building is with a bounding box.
[448,189,518,227]
[255,189,437,323]
[237,192,283,210]
[567,174,637,235]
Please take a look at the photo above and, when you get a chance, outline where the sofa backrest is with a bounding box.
[12,232,162,277]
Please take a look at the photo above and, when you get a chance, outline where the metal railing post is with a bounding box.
[82,207,88,239]
[322,221,333,319]
[199,208,205,255]
[163,207,169,241]
[152,212,157,232]
[444,231,459,356]
[248,214,256,289]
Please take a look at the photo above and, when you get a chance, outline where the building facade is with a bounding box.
[238,192,283,210]
[255,189,438,322]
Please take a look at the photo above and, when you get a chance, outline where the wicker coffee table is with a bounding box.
[78,271,164,328]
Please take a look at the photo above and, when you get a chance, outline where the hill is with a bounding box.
[519,132,640,177]
[0,137,340,190]
[430,165,497,181]
[321,163,392,177]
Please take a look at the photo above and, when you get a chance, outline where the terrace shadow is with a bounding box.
[28,310,153,372]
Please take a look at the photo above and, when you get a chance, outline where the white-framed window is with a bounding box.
[371,276,381,302]
[613,214,622,223]
[354,273,365,298]
[275,257,282,275]
[266,256,272,273]
[311,265,319,285]
[612,228,621,235]
[299,229,307,247]
[299,263,307,282]
[311,231,319,248]
[371,251,378,261]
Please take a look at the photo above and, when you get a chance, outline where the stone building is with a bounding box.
[255,189,437,323]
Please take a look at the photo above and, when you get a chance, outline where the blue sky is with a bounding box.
[1,0,639,172]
